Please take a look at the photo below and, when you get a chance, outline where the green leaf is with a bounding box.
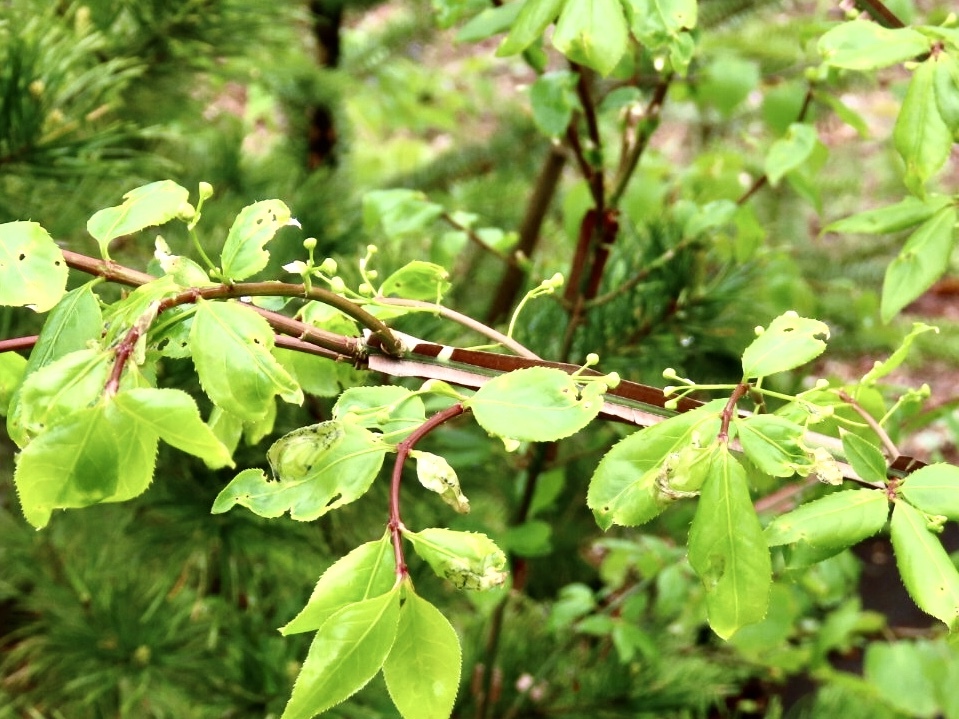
[113,388,234,468]
[841,431,888,484]
[734,415,807,478]
[818,21,929,70]
[456,2,522,43]
[6,283,104,441]
[412,450,470,514]
[13,401,158,528]
[220,200,296,281]
[822,196,950,236]
[276,349,344,398]
[383,591,462,719]
[900,463,959,522]
[687,446,771,639]
[587,401,724,529]
[765,489,888,552]
[0,352,27,416]
[934,54,959,139]
[894,59,953,195]
[552,0,628,77]
[862,322,938,385]
[624,0,697,38]
[864,641,942,718]
[190,299,301,421]
[379,261,451,302]
[880,205,956,323]
[0,221,68,313]
[502,520,553,557]
[405,527,508,590]
[333,386,426,441]
[529,71,579,137]
[211,421,386,520]
[763,123,819,187]
[282,589,401,719]
[497,0,565,56]
[87,181,191,260]
[466,367,609,442]
[13,348,112,447]
[890,500,959,631]
[282,535,396,635]
[363,190,443,240]
[696,55,760,117]
[741,312,830,379]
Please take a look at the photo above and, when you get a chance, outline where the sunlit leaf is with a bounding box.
[383,590,462,719]
[552,0,628,76]
[763,123,819,187]
[899,463,959,522]
[0,221,68,313]
[497,0,565,56]
[405,527,508,590]
[190,299,302,421]
[818,22,929,70]
[282,589,401,719]
[861,323,939,385]
[379,261,450,302]
[840,431,888,484]
[688,446,771,639]
[587,401,724,529]
[880,205,956,323]
[113,387,234,468]
[741,312,829,379]
[894,59,953,195]
[734,414,807,478]
[220,200,296,281]
[87,181,191,260]
[822,196,950,236]
[282,535,396,635]
[765,489,888,552]
[529,71,579,137]
[466,367,608,442]
[890,500,959,631]
[333,385,426,441]
[211,421,386,520]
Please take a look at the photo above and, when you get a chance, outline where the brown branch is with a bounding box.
[718,382,750,444]
[441,212,519,267]
[853,0,905,28]
[486,146,567,323]
[0,335,39,353]
[609,76,671,207]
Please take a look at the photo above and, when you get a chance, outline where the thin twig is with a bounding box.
[0,335,39,353]
[838,390,900,458]
[609,76,672,207]
[441,212,518,267]
[376,298,541,359]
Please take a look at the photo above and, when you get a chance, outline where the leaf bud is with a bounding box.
[814,378,830,390]
[664,398,679,410]
[330,276,347,293]
[302,237,317,252]
[176,201,197,221]
[585,353,600,366]
[318,257,336,274]
[198,181,214,201]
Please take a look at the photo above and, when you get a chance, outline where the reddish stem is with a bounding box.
[0,335,39,353]
[718,382,749,444]
[388,403,467,580]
